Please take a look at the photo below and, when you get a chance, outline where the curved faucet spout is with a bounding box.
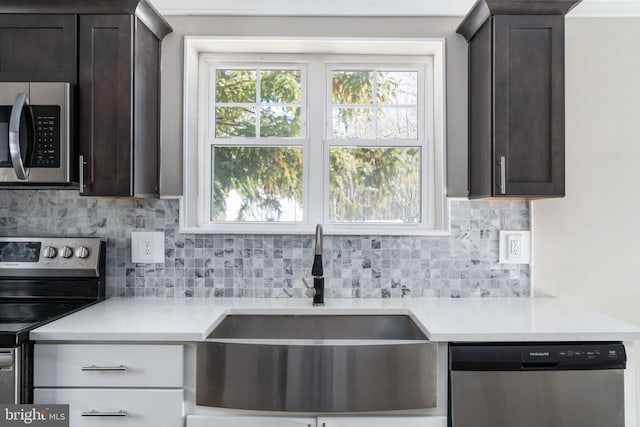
[312,224,323,277]
[314,224,323,255]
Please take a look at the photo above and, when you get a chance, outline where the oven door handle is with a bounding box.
[0,351,13,368]
[9,92,31,181]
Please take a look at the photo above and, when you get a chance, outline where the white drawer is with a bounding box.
[34,344,183,387]
[35,388,183,427]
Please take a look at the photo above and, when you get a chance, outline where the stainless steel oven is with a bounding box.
[0,82,72,184]
[0,237,105,403]
[0,348,18,403]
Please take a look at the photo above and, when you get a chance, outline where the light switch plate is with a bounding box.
[131,231,165,264]
[499,230,531,264]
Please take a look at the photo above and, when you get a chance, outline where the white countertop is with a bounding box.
[29,297,640,342]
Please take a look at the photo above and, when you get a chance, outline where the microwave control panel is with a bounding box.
[31,105,61,168]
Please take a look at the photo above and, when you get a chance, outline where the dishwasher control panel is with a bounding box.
[451,342,626,371]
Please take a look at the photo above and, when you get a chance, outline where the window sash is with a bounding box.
[324,61,434,229]
[208,62,308,141]
[325,63,427,142]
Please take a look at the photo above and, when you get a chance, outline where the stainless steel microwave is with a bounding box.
[0,82,71,184]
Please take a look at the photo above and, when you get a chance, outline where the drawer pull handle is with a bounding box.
[81,410,128,417]
[81,365,128,372]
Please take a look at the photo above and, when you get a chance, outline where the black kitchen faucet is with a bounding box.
[303,224,324,306]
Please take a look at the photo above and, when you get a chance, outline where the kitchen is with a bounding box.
[0,0,639,426]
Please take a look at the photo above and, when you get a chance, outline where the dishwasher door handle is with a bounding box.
[521,362,559,369]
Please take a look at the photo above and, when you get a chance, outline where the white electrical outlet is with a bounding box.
[509,236,521,257]
[131,231,165,264]
[499,230,531,264]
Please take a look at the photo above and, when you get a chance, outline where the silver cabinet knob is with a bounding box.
[42,246,57,258]
[76,246,90,259]
[60,246,73,258]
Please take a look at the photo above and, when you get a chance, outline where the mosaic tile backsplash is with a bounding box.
[0,190,530,298]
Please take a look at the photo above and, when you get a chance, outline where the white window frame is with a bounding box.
[182,37,448,236]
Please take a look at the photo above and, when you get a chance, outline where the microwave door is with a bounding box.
[0,107,13,174]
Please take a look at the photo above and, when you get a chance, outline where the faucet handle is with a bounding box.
[301,278,317,298]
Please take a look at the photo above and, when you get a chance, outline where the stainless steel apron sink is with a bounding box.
[196,314,437,412]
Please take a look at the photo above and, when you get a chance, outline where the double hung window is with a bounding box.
[187,41,445,235]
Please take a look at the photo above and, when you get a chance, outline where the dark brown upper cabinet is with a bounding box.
[78,14,167,197]
[0,14,77,82]
[74,2,171,198]
[457,0,581,198]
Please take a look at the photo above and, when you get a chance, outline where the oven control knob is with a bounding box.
[76,246,90,259]
[60,246,73,259]
[43,246,57,258]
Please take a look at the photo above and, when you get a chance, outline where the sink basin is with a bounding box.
[196,314,437,412]
[207,314,427,341]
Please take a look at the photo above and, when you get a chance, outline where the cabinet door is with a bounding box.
[493,15,565,197]
[0,14,76,82]
[78,14,133,196]
[186,415,316,427]
[317,416,447,427]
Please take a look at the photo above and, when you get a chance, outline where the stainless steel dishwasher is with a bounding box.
[449,342,626,427]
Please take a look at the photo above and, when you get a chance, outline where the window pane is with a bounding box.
[377,71,418,105]
[212,146,303,222]
[329,147,420,223]
[377,108,418,139]
[215,107,256,138]
[260,106,301,138]
[260,70,302,103]
[332,108,373,139]
[215,69,256,103]
[332,71,374,104]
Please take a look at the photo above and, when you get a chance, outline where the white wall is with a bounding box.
[533,17,640,425]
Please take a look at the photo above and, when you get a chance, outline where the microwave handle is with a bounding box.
[9,92,30,181]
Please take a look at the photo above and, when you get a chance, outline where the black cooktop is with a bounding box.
[0,300,97,347]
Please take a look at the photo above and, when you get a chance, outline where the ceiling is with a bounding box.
[148,0,640,17]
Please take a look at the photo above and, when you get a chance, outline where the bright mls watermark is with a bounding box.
[0,405,68,426]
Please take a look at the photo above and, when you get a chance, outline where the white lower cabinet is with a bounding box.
[35,389,183,427]
[34,344,185,427]
[317,417,447,427]
[187,415,316,427]
[186,415,447,427]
